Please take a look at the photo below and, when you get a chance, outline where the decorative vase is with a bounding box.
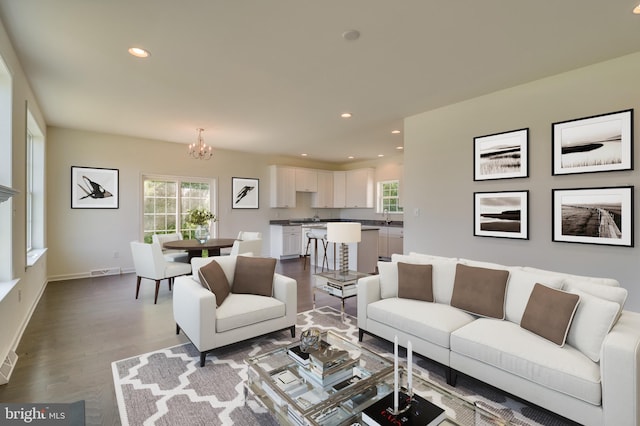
[195,224,210,244]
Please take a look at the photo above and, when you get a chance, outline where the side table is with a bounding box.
[313,270,368,318]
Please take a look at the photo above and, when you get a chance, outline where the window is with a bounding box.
[26,109,45,261]
[142,176,216,243]
[378,180,403,214]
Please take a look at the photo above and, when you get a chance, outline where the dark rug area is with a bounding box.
[112,307,572,426]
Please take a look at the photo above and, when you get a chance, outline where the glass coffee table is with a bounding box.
[245,330,510,426]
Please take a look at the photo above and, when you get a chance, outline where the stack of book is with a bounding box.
[322,281,357,297]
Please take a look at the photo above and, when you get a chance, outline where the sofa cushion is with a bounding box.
[566,289,620,362]
[216,293,285,333]
[232,256,277,296]
[397,262,433,302]
[397,253,458,304]
[522,266,619,287]
[378,261,399,299]
[191,255,240,284]
[198,259,230,307]
[458,258,516,272]
[505,269,564,324]
[520,284,580,346]
[367,298,475,348]
[451,318,602,405]
[562,279,627,317]
[451,264,509,319]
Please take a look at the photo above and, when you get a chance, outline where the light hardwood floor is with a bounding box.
[0,258,357,426]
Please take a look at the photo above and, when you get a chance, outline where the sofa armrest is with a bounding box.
[601,310,640,426]
[357,275,382,330]
[173,275,218,351]
[273,273,297,320]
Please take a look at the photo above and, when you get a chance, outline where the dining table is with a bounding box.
[163,238,236,262]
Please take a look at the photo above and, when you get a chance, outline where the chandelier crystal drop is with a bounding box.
[188,128,213,160]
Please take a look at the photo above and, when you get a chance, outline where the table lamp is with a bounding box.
[327,222,361,275]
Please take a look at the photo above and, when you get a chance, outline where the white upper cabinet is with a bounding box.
[345,168,374,208]
[269,165,296,208]
[295,168,318,192]
[311,170,334,208]
[332,171,346,208]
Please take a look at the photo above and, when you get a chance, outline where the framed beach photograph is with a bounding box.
[71,166,119,209]
[552,109,633,175]
[474,190,528,239]
[232,177,259,209]
[552,186,633,247]
[473,128,528,181]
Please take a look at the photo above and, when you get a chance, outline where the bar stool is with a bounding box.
[303,232,329,272]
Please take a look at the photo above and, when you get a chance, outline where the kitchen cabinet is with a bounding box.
[269,165,296,208]
[270,225,301,259]
[379,226,403,259]
[332,171,346,208]
[311,171,334,208]
[345,168,374,208]
[295,168,318,192]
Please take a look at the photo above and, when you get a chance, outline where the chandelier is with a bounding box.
[188,128,213,160]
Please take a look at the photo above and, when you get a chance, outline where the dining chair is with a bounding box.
[229,238,263,256]
[152,233,188,263]
[236,231,262,240]
[130,241,192,304]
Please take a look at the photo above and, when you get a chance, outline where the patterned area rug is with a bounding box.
[112,307,573,426]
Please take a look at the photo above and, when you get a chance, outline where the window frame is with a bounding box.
[377,179,403,214]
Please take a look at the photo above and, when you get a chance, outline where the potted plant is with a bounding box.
[186,208,217,243]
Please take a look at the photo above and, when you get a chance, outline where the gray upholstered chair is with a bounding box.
[130,241,192,304]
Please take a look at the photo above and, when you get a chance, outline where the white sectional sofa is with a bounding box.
[357,252,640,426]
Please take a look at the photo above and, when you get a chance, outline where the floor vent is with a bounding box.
[0,349,18,385]
[90,267,121,277]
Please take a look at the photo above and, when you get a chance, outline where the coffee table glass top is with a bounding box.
[245,331,510,426]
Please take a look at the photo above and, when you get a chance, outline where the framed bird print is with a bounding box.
[71,166,119,209]
[232,177,259,209]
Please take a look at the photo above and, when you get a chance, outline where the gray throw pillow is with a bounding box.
[521,283,580,346]
[397,262,433,302]
[232,256,277,297]
[198,260,230,307]
[451,263,509,319]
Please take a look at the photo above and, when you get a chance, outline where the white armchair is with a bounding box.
[152,233,188,263]
[173,255,297,366]
[130,241,192,304]
[229,238,263,256]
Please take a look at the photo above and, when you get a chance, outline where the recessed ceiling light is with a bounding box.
[396,146,404,150]
[342,30,361,41]
[391,130,401,134]
[634,4,640,14]
[378,154,384,158]
[340,112,353,118]
[128,47,150,58]
[301,153,308,157]
[348,156,354,159]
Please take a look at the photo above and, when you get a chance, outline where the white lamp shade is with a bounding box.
[327,222,361,243]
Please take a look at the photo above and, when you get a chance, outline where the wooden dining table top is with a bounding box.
[163,238,236,251]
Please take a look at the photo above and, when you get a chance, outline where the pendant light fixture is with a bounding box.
[188,128,213,160]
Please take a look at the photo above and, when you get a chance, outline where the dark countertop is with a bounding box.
[269,218,403,227]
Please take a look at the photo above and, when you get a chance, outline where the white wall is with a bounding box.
[404,52,640,312]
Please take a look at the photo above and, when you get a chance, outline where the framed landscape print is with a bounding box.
[552,186,633,247]
[474,190,528,239]
[232,177,259,209]
[71,166,119,209]
[552,109,633,175]
[473,128,528,181]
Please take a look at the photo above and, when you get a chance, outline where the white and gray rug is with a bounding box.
[112,307,573,426]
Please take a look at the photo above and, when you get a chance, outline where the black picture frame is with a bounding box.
[232,177,259,209]
[71,166,119,209]
[473,128,529,181]
[552,186,633,247]
[552,109,633,175]
[474,190,529,239]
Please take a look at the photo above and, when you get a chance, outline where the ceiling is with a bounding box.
[1,1,639,163]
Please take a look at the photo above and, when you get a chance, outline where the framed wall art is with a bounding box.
[71,166,119,209]
[552,109,633,175]
[552,186,633,247]
[473,128,528,181]
[474,190,528,239]
[232,177,259,209]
